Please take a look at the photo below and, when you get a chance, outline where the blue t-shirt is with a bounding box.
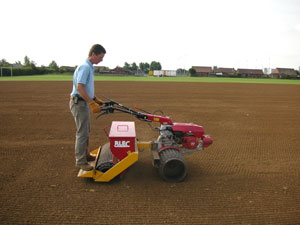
[70,59,94,99]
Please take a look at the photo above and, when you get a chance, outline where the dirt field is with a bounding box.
[0,81,300,224]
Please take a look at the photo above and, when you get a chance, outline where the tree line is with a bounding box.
[1,56,190,76]
[123,61,162,73]
[0,57,163,73]
[0,56,64,76]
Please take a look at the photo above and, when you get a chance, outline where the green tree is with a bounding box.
[176,68,188,75]
[131,62,138,72]
[24,56,36,69]
[150,61,162,70]
[24,56,31,67]
[30,61,36,70]
[139,62,150,73]
[189,68,196,76]
[49,60,59,71]
[0,58,10,66]
[123,62,130,71]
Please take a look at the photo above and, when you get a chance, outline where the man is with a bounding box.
[70,44,106,171]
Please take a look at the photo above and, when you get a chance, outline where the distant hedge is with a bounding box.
[1,67,69,76]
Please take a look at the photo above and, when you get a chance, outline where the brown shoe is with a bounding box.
[77,164,93,171]
[86,154,96,162]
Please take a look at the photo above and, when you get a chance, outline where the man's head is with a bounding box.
[88,44,106,65]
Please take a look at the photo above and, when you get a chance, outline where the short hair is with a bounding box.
[88,44,106,56]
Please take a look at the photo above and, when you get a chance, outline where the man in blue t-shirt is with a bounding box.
[70,44,106,171]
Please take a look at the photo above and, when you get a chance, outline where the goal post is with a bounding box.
[0,67,13,77]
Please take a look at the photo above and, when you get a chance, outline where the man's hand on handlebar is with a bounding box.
[100,105,115,114]
[104,101,116,107]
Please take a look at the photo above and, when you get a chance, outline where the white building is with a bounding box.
[153,70,176,77]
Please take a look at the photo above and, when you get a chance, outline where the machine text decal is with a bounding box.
[114,140,130,148]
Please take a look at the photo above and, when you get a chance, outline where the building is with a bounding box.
[11,63,23,68]
[236,69,264,78]
[263,68,272,75]
[153,70,176,77]
[214,67,236,76]
[270,68,298,79]
[59,66,76,73]
[94,66,109,73]
[192,66,213,77]
[110,67,132,75]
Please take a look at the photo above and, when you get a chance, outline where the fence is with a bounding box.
[0,67,13,77]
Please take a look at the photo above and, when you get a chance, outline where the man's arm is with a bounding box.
[76,83,93,103]
[77,83,101,113]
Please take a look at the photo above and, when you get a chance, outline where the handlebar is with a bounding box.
[96,96,173,125]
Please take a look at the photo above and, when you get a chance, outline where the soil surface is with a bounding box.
[0,81,300,224]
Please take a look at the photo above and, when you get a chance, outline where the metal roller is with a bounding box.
[95,143,114,172]
[158,148,187,182]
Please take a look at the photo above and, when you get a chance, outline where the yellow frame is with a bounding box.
[78,146,139,182]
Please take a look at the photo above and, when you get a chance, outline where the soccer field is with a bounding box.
[1,81,300,224]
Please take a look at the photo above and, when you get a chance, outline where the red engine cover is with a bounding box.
[182,136,199,149]
[202,135,213,148]
[172,123,204,138]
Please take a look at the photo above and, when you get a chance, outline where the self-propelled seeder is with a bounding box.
[78,96,213,182]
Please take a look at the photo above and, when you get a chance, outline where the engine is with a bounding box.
[157,123,213,154]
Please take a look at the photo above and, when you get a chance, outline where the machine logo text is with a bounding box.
[114,140,130,148]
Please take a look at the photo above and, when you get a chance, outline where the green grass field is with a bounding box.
[1,74,300,85]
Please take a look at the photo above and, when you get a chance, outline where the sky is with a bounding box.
[1,0,300,71]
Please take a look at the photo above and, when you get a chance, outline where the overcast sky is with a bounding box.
[1,0,300,70]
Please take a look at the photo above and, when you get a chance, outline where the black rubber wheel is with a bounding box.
[95,143,120,182]
[96,162,114,172]
[158,148,187,182]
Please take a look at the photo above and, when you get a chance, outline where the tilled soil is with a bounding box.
[0,81,299,224]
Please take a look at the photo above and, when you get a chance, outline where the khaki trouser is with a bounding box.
[69,100,91,165]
